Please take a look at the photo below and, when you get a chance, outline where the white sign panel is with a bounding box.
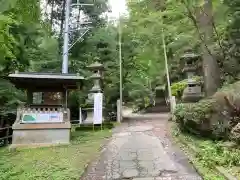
[21,112,63,123]
[171,96,176,112]
[93,93,103,124]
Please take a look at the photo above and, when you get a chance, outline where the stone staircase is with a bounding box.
[144,99,170,113]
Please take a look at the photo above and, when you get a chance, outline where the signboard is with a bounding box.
[21,112,63,123]
[93,93,103,124]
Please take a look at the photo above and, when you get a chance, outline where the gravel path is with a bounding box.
[81,113,202,180]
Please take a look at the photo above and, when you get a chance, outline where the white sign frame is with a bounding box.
[93,93,103,125]
[21,112,63,123]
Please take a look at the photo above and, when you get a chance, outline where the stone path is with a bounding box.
[82,113,202,180]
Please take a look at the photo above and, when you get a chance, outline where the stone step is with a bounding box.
[144,106,170,113]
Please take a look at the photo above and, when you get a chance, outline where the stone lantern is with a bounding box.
[88,62,104,92]
[81,61,104,124]
[181,50,203,102]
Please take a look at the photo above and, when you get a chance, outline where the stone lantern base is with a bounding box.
[182,93,203,102]
[182,79,203,103]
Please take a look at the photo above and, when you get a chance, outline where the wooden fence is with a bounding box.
[0,126,12,146]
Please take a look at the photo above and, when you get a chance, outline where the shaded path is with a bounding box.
[82,113,202,180]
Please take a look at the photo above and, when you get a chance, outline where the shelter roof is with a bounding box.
[7,72,84,91]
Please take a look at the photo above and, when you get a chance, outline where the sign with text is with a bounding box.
[93,93,103,125]
[21,112,63,123]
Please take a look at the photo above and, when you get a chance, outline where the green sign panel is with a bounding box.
[21,113,63,123]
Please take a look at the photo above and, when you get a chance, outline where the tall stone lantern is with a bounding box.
[181,50,203,102]
[81,61,104,124]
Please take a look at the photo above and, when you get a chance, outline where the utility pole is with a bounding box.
[62,0,93,74]
[161,29,173,113]
[119,12,123,122]
[62,0,71,74]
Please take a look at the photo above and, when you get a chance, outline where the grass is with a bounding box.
[170,122,237,180]
[0,126,112,180]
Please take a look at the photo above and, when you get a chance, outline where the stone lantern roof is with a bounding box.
[181,50,200,73]
[87,61,104,70]
[187,79,200,85]
[180,51,200,64]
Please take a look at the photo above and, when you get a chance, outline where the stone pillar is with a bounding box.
[117,99,121,123]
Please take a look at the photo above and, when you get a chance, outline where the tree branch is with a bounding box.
[180,0,215,58]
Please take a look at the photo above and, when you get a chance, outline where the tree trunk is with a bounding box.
[196,0,220,96]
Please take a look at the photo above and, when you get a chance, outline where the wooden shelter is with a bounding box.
[7,72,84,147]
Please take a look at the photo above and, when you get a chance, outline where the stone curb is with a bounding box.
[215,166,238,180]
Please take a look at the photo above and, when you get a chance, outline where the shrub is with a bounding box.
[174,99,217,136]
[174,80,240,142]
[171,80,187,99]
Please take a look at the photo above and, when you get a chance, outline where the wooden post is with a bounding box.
[27,90,33,104]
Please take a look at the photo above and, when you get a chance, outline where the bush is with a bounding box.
[171,76,202,100]
[174,80,240,142]
[171,80,187,99]
[174,99,218,136]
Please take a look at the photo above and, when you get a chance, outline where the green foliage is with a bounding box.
[197,141,240,167]
[0,0,58,119]
[174,80,240,141]
[174,99,216,133]
[172,126,240,179]
[0,79,26,116]
[0,0,236,122]
[171,79,188,98]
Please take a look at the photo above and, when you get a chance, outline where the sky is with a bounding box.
[108,0,127,19]
[41,0,128,25]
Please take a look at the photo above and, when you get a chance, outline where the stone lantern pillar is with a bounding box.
[181,50,203,102]
[81,61,104,124]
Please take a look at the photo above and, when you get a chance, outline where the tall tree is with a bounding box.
[196,0,220,96]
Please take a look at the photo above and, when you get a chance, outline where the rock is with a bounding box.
[231,123,240,143]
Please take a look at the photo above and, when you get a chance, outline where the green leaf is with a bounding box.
[0,0,17,13]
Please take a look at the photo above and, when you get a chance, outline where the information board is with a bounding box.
[21,112,63,123]
[93,93,103,125]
